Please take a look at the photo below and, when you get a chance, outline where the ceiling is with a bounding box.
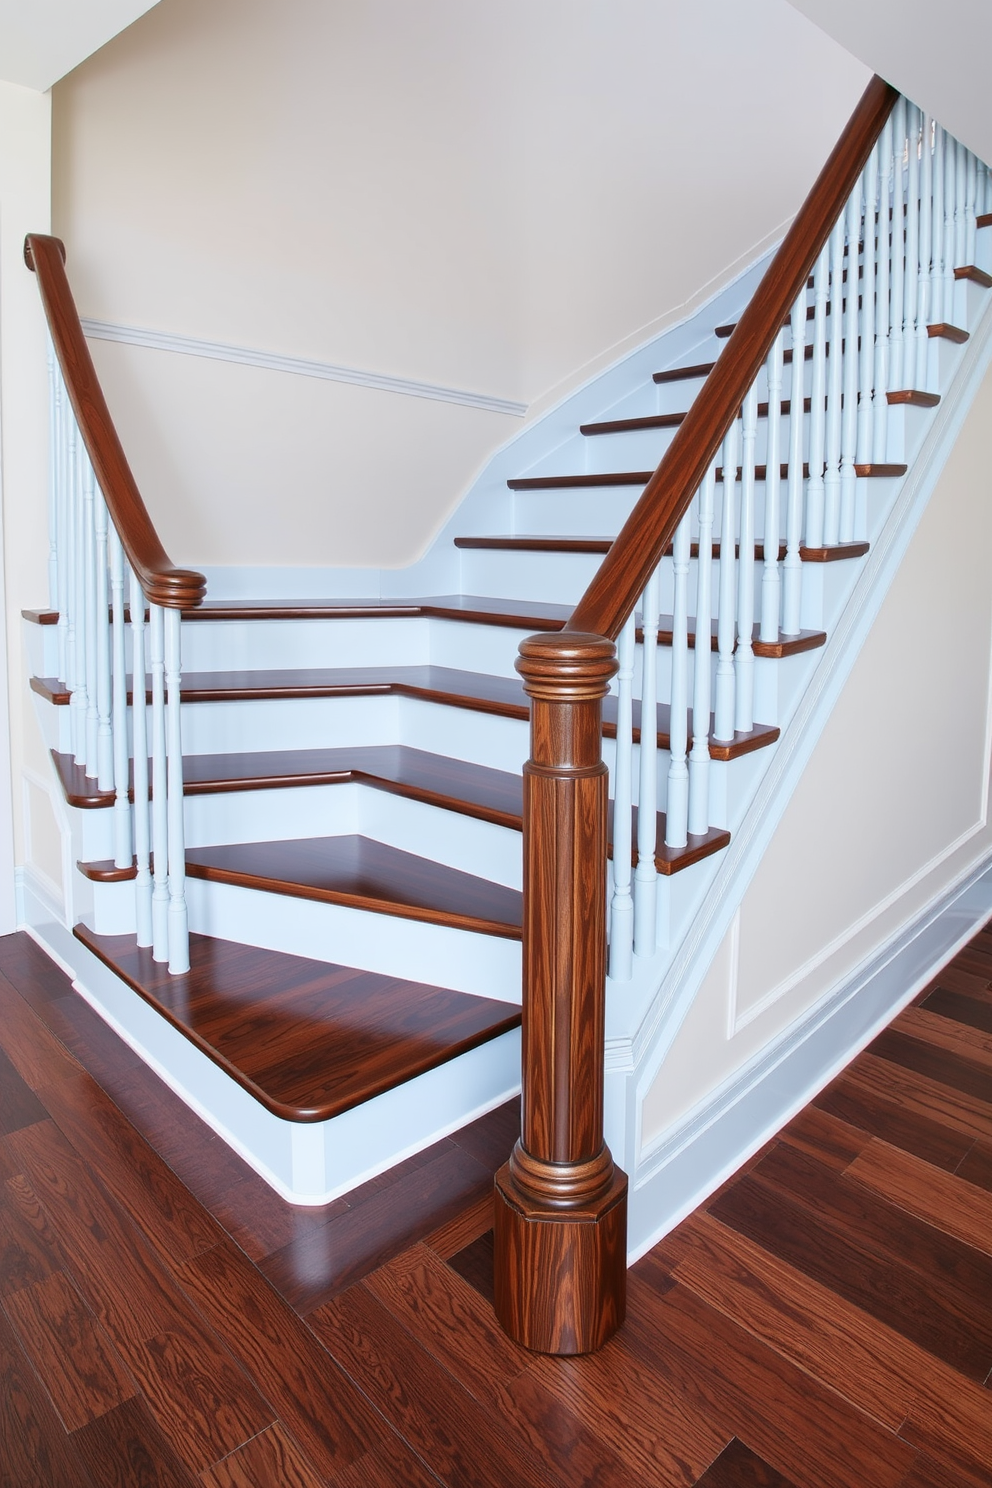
[786,0,992,163]
[0,0,160,91]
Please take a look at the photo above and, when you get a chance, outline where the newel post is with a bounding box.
[493,631,628,1354]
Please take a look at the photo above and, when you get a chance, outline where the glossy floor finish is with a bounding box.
[1,928,991,1486]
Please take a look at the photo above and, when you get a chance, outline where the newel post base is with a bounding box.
[494,1155,628,1355]
[493,631,627,1355]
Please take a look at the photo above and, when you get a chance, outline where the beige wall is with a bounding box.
[642,358,992,1142]
[0,81,52,887]
[51,0,869,569]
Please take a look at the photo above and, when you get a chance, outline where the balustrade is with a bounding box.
[496,81,991,1354]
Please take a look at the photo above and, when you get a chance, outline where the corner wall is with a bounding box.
[51,0,869,571]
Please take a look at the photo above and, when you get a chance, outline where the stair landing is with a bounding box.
[74,926,521,1123]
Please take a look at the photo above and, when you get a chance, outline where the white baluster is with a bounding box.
[858,146,878,467]
[109,531,132,871]
[82,456,99,777]
[823,215,845,544]
[761,330,784,641]
[149,604,170,962]
[46,340,58,610]
[943,135,958,321]
[609,612,635,982]
[65,415,80,757]
[634,569,659,957]
[840,184,861,541]
[889,96,907,391]
[903,105,921,395]
[873,119,892,459]
[129,571,153,949]
[94,493,113,790]
[165,607,189,975]
[805,246,829,551]
[955,136,967,271]
[965,150,978,270]
[55,365,68,684]
[735,383,757,734]
[930,124,945,330]
[915,115,933,391]
[70,424,89,765]
[783,293,806,637]
[665,512,690,850]
[714,419,738,742]
[689,463,715,834]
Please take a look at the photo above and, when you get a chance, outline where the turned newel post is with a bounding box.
[494,631,628,1355]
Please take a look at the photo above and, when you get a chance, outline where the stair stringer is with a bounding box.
[604,293,992,1261]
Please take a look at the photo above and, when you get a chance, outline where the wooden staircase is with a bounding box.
[22,82,992,1355]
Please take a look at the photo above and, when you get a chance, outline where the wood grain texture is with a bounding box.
[927,322,969,343]
[3,1269,137,1430]
[2,922,992,1481]
[75,926,520,1122]
[710,1169,992,1380]
[494,632,627,1354]
[694,1439,801,1488]
[625,1275,917,1488]
[846,1138,992,1255]
[953,264,992,288]
[0,1305,95,1488]
[24,235,205,611]
[183,834,524,939]
[895,1003,992,1068]
[178,1239,383,1479]
[199,1422,328,1488]
[868,1025,992,1102]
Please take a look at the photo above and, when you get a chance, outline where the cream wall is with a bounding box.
[642,359,992,1142]
[51,0,870,570]
[0,80,52,897]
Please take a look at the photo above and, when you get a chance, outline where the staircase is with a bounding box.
[21,83,992,1352]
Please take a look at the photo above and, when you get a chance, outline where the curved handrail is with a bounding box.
[25,233,206,610]
[567,74,897,641]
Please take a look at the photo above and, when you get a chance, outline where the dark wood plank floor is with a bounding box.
[1,924,991,1486]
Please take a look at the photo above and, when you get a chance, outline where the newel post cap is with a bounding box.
[515,631,617,703]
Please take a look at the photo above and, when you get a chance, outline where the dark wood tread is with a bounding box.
[886,389,940,407]
[581,398,822,437]
[32,664,779,758]
[977,212,992,229]
[652,360,715,384]
[507,460,904,491]
[73,925,520,1123]
[716,297,861,338]
[186,835,523,940]
[23,594,575,634]
[799,540,870,562]
[53,744,527,827]
[954,264,992,289]
[928,322,969,343]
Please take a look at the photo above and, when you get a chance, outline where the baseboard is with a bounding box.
[17,872,520,1205]
[626,848,992,1261]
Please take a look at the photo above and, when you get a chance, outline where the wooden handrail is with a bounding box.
[567,74,897,642]
[25,233,206,610]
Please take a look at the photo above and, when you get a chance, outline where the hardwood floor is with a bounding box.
[1,924,991,1485]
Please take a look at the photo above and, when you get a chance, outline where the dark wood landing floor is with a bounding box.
[74,926,521,1122]
[1,925,991,1486]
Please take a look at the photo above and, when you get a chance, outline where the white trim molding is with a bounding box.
[627,848,992,1261]
[79,319,529,418]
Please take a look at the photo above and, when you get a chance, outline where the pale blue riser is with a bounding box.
[179,615,430,673]
[184,877,522,1002]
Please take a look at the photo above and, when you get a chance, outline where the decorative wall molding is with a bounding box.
[80,319,529,419]
[627,848,992,1260]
